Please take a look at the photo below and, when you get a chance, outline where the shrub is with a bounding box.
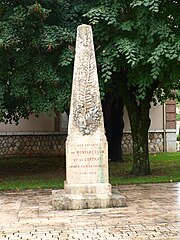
[177,134,180,141]
[176,114,180,121]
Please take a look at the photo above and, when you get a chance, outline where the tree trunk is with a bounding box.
[129,101,151,176]
[117,69,155,176]
[102,93,124,162]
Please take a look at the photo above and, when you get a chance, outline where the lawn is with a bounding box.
[109,152,180,185]
[0,152,179,190]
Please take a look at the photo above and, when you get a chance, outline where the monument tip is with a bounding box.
[77,24,92,32]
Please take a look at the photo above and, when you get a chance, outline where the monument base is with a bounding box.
[52,189,126,210]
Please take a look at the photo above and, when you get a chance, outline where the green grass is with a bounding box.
[0,152,179,190]
[110,152,180,185]
[176,113,180,121]
[0,178,64,191]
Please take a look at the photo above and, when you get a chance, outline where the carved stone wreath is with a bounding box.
[73,103,101,135]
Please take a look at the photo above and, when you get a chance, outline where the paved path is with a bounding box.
[0,183,180,239]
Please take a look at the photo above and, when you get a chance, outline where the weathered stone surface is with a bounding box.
[67,25,105,138]
[0,131,165,156]
[52,24,126,210]
[0,134,66,156]
[122,132,164,154]
[53,189,126,210]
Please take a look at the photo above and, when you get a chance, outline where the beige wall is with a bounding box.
[0,104,164,133]
[0,114,55,132]
[123,103,164,131]
[149,104,164,130]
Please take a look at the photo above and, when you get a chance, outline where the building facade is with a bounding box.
[0,102,176,156]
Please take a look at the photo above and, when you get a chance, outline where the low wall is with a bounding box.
[122,131,164,154]
[0,133,66,156]
[0,131,164,156]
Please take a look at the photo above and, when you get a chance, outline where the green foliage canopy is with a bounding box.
[85,0,180,102]
[2,0,179,123]
[84,0,180,175]
[1,0,180,175]
[0,0,94,123]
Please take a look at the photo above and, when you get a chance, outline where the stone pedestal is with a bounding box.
[52,24,126,210]
[53,188,126,210]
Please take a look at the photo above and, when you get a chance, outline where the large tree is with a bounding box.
[0,0,124,163]
[85,0,180,175]
[1,0,180,176]
[0,0,94,122]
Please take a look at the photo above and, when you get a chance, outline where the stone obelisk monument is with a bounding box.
[52,24,126,210]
